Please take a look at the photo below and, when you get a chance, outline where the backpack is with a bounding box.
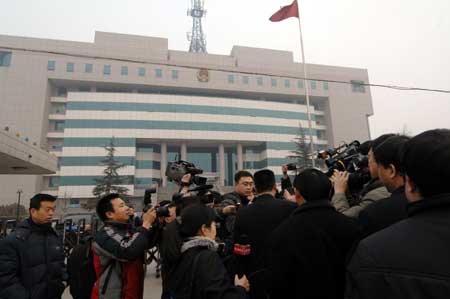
[67,237,97,299]
[67,237,115,299]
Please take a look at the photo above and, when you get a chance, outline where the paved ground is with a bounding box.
[63,261,163,299]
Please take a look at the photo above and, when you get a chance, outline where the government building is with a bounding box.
[0,31,373,209]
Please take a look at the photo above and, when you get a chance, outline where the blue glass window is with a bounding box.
[0,51,12,67]
[57,87,67,96]
[284,79,291,88]
[271,78,277,87]
[171,70,179,79]
[351,80,366,93]
[138,67,146,77]
[103,65,111,75]
[323,81,329,90]
[257,77,263,86]
[49,177,60,188]
[155,69,163,78]
[242,76,249,85]
[228,74,235,84]
[297,80,304,88]
[66,63,74,72]
[121,66,128,76]
[85,63,93,73]
[310,80,317,90]
[47,60,56,71]
[54,121,65,131]
[187,147,219,173]
[69,198,80,208]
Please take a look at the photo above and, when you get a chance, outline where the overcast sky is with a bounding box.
[1,0,449,138]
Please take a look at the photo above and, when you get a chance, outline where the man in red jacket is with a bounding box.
[91,193,157,299]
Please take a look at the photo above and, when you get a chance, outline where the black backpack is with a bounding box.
[67,237,97,299]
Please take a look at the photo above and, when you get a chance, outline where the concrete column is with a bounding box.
[160,142,167,187]
[181,143,187,161]
[219,144,225,186]
[237,144,243,170]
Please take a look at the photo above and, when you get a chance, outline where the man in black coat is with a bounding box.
[0,194,67,299]
[347,129,450,298]
[267,169,360,299]
[358,135,410,236]
[233,169,297,299]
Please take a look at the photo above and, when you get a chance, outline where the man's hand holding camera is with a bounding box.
[332,170,349,194]
[142,207,157,230]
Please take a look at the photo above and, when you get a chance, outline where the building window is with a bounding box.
[138,67,146,77]
[271,78,277,87]
[47,60,56,71]
[103,65,111,75]
[54,121,65,131]
[351,80,366,93]
[228,74,235,84]
[242,76,249,85]
[51,144,63,151]
[155,69,163,78]
[66,62,74,72]
[85,63,93,73]
[0,51,12,67]
[297,80,304,88]
[69,198,80,208]
[171,70,179,79]
[284,79,291,88]
[121,66,128,76]
[310,80,317,90]
[323,81,329,90]
[257,77,263,86]
[48,177,60,188]
[57,87,67,96]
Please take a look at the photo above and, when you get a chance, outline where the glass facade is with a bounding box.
[187,147,218,173]
[224,147,237,186]
[155,69,163,78]
[271,78,277,87]
[257,77,263,86]
[351,80,366,93]
[171,70,179,79]
[121,66,128,76]
[228,74,235,84]
[284,79,291,88]
[310,80,317,90]
[323,81,329,90]
[242,76,249,85]
[297,80,304,88]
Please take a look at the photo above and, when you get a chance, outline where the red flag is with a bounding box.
[269,0,299,22]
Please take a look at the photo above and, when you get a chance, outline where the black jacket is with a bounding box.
[358,186,408,236]
[347,193,450,299]
[0,218,66,299]
[233,194,297,298]
[168,237,247,299]
[267,200,360,299]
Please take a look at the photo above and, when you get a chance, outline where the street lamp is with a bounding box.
[16,189,23,222]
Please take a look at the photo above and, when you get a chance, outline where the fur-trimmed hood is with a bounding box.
[181,236,218,253]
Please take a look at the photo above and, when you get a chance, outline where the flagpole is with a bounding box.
[296,1,315,167]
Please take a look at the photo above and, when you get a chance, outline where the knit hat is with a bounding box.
[179,204,217,238]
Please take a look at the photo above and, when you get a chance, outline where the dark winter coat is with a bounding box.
[167,237,248,299]
[0,218,66,299]
[233,194,297,298]
[267,200,360,299]
[347,193,450,299]
[358,186,408,236]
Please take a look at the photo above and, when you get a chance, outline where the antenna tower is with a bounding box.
[187,0,207,53]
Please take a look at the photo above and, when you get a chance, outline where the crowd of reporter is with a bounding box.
[0,128,449,299]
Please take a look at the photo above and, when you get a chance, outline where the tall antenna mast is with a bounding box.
[187,0,207,53]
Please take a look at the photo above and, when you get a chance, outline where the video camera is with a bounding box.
[166,160,208,186]
[143,188,171,217]
[318,140,371,192]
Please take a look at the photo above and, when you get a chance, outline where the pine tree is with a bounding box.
[287,123,313,170]
[86,138,129,209]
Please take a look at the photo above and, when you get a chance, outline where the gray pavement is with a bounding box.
[63,261,163,299]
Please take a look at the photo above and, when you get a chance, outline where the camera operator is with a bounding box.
[91,193,158,299]
[347,129,450,298]
[331,136,393,218]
